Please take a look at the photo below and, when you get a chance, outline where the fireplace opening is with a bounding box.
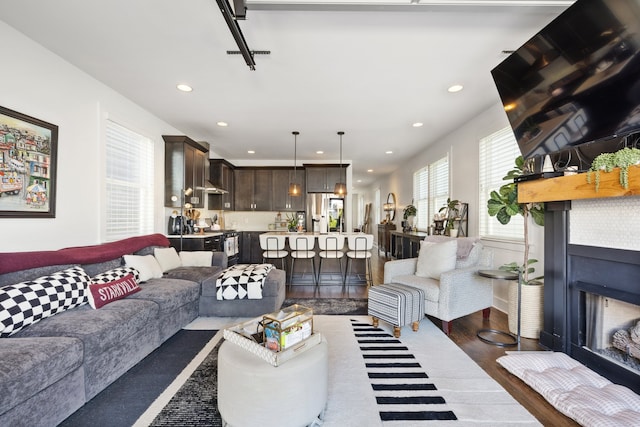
[584,293,640,375]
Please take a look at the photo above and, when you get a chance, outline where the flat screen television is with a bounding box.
[491,0,640,170]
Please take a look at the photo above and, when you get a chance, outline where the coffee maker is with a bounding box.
[168,210,190,235]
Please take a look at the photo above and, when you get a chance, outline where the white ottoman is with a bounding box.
[218,336,328,427]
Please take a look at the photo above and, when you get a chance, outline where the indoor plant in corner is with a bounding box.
[487,155,545,338]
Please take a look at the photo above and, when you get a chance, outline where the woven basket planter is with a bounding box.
[508,281,544,339]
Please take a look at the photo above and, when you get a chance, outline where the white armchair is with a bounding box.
[383,237,493,335]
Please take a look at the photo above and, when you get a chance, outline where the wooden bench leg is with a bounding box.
[412,321,420,332]
[393,326,401,338]
[372,317,379,328]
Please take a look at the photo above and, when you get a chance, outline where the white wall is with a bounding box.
[0,21,183,251]
[367,102,545,313]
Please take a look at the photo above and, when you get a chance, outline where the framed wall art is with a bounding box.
[0,105,58,218]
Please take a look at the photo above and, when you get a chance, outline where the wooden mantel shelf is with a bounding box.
[518,164,640,203]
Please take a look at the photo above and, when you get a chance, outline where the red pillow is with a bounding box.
[87,273,141,309]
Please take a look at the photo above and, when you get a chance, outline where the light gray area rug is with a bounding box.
[136,315,540,426]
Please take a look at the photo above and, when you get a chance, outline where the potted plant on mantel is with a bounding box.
[487,156,545,338]
[586,146,640,191]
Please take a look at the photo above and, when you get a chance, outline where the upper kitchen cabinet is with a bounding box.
[163,135,208,208]
[272,168,306,211]
[305,165,347,193]
[234,168,272,211]
[208,159,234,210]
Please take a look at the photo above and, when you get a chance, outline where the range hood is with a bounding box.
[199,181,228,194]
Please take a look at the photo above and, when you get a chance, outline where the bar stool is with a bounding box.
[288,235,317,286]
[345,234,374,286]
[317,234,345,285]
[259,234,288,271]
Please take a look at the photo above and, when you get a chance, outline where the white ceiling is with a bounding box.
[0,0,572,190]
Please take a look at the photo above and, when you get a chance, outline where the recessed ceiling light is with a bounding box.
[412,122,424,128]
[385,151,393,154]
[316,151,324,154]
[448,84,464,93]
[217,121,228,127]
[177,84,193,92]
[367,169,373,173]
[357,179,362,183]
[247,150,255,154]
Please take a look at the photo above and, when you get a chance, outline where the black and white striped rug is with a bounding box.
[351,319,457,422]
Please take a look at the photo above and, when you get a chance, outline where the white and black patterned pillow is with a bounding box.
[0,266,91,337]
[91,267,140,284]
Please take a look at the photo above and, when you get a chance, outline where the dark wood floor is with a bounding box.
[287,252,579,426]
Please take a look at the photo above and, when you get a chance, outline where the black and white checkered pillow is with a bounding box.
[91,267,140,285]
[0,266,91,337]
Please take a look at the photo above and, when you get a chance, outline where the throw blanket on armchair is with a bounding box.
[216,264,274,300]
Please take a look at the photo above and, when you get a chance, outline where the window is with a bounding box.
[413,166,428,231]
[105,120,154,241]
[429,154,449,223]
[412,154,449,231]
[478,127,523,239]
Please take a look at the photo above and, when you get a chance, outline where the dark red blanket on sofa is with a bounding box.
[0,233,170,275]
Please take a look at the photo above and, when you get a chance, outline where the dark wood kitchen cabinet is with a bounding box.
[208,159,234,210]
[272,168,306,211]
[234,168,272,211]
[163,135,208,208]
[168,234,222,252]
[305,165,346,193]
[240,231,264,263]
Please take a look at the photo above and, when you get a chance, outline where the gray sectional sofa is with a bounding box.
[0,234,286,427]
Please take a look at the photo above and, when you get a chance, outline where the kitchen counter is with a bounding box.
[166,232,223,238]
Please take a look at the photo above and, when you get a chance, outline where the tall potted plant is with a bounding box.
[487,156,545,338]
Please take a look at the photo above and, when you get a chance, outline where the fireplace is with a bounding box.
[584,294,640,373]
[541,197,640,394]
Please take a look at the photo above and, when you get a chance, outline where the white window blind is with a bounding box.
[105,120,154,241]
[413,166,428,231]
[429,154,449,223]
[478,127,523,240]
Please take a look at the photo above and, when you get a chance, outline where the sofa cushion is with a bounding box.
[87,273,141,309]
[123,254,163,282]
[415,239,457,280]
[0,337,83,415]
[179,251,213,267]
[127,278,200,312]
[0,266,90,337]
[389,274,440,302]
[12,299,159,360]
[154,247,182,272]
[164,266,223,297]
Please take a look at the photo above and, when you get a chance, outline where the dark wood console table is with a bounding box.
[378,223,396,259]
[391,230,429,259]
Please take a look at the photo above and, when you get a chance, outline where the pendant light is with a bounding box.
[334,131,347,196]
[288,131,301,196]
